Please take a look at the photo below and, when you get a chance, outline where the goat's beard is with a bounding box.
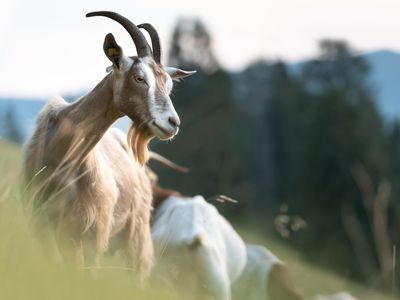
[127,123,153,166]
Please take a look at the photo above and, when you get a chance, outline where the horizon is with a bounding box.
[2,0,400,98]
[0,48,397,100]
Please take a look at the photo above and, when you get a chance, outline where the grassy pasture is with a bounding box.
[0,141,395,300]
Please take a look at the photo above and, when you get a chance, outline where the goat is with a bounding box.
[150,185,246,300]
[314,293,358,300]
[150,177,304,300]
[22,11,195,280]
[232,244,304,300]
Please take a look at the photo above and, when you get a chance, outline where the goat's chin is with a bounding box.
[154,131,176,141]
[148,123,178,141]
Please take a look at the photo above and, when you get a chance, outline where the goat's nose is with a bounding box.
[168,116,180,128]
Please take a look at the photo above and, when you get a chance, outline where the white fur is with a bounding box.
[232,245,282,300]
[121,56,134,71]
[315,293,358,300]
[140,59,179,138]
[166,75,173,93]
[151,195,247,300]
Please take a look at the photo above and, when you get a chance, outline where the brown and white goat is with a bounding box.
[23,11,195,280]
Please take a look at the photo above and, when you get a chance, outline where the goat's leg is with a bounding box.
[126,206,154,283]
[55,215,85,267]
[268,263,304,300]
[94,202,114,266]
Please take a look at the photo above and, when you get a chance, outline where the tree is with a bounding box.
[292,40,393,287]
[152,18,249,219]
[168,18,219,74]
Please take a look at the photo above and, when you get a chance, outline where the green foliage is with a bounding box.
[168,18,218,73]
[152,18,250,218]
[156,22,400,292]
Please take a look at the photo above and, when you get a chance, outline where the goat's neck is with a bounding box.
[48,73,122,166]
[66,73,121,141]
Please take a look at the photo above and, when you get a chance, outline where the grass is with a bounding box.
[0,142,179,300]
[238,229,396,300]
[0,140,396,300]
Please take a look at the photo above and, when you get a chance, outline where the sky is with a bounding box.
[1,0,400,98]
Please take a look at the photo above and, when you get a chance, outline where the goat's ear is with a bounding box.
[165,67,197,81]
[103,33,124,70]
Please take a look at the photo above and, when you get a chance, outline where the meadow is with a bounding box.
[0,141,395,300]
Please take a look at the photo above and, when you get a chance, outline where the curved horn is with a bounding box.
[86,11,151,58]
[138,23,162,64]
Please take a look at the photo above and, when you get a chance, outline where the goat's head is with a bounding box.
[86,11,195,163]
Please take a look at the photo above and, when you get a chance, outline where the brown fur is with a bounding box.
[147,168,183,211]
[268,263,304,300]
[150,60,169,93]
[23,71,156,280]
[128,123,152,165]
[151,183,183,211]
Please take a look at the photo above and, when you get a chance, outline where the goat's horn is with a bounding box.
[138,23,161,64]
[86,11,151,58]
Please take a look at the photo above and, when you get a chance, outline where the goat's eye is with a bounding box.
[135,76,145,83]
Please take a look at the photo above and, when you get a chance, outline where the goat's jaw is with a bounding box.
[148,120,178,140]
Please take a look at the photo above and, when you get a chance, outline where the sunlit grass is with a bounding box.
[238,228,395,300]
[0,140,395,300]
[0,141,179,300]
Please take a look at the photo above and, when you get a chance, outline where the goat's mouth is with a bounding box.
[148,120,178,140]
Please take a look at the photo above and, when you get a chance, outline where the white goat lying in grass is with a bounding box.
[149,168,357,300]
[232,244,304,300]
[314,292,358,300]
[150,189,246,300]
[149,175,304,300]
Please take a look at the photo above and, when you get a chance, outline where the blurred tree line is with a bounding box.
[150,19,400,291]
[2,108,22,144]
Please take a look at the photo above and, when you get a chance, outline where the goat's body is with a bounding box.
[151,195,246,300]
[23,92,153,276]
[22,11,195,280]
[232,244,303,300]
[233,245,278,300]
[314,293,358,300]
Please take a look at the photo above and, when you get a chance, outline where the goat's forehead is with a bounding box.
[133,58,171,89]
[137,60,156,87]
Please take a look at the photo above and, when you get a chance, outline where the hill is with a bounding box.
[0,142,395,300]
[290,49,400,120]
[364,50,400,120]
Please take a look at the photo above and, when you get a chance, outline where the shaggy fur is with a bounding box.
[23,73,155,279]
[23,13,194,280]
